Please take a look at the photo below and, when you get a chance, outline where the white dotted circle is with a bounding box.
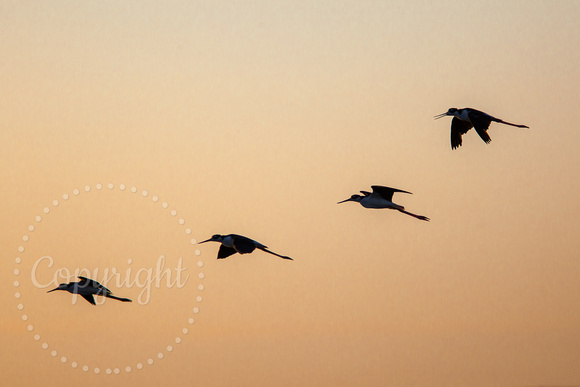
[14,183,205,375]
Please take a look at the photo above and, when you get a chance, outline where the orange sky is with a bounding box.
[2,1,580,386]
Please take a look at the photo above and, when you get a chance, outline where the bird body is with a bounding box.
[200,234,293,260]
[47,276,132,305]
[354,190,405,210]
[435,107,528,149]
[338,185,429,221]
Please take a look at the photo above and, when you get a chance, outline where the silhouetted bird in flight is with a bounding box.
[47,276,132,305]
[338,185,430,221]
[200,234,293,260]
[434,107,528,149]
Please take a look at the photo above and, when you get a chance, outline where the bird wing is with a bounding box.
[78,276,112,294]
[360,191,372,196]
[450,117,473,149]
[232,235,258,254]
[217,245,238,259]
[80,294,96,305]
[371,185,412,201]
[467,110,492,144]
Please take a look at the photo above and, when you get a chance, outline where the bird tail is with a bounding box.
[497,119,529,128]
[106,294,132,302]
[397,209,430,222]
[261,248,293,260]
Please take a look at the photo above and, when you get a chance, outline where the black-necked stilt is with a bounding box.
[47,276,132,305]
[199,234,293,260]
[434,107,529,149]
[338,185,430,221]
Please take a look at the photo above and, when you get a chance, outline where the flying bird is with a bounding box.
[47,276,132,305]
[338,185,430,221]
[434,107,529,149]
[199,234,293,260]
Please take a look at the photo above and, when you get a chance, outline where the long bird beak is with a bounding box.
[337,198,353,204]
[433,112,448,119]
[47,287,59,293]
[198,238,212,244]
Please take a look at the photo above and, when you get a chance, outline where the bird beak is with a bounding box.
[198,238,212,244]
[47,287,58,293]
[337,198,352,204]
[433,112,448,120]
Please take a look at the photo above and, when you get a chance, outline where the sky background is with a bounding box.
[1,1,580,386]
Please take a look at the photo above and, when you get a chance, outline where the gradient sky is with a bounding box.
[2,1,580,386]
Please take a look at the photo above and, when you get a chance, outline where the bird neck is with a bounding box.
[221,235,234,247]
[456,109,470,121]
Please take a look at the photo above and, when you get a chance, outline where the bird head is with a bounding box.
[337,194,363,204]
[434,108,458,119]
[199,234,224,244]
[47,283,69,293]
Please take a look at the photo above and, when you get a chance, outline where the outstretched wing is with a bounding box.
[371,185,412,201]
[217,245,238,259]
[467,110,492,144]
[80,294,96,305]
[450,117,473,149]
[232,235,258,254]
